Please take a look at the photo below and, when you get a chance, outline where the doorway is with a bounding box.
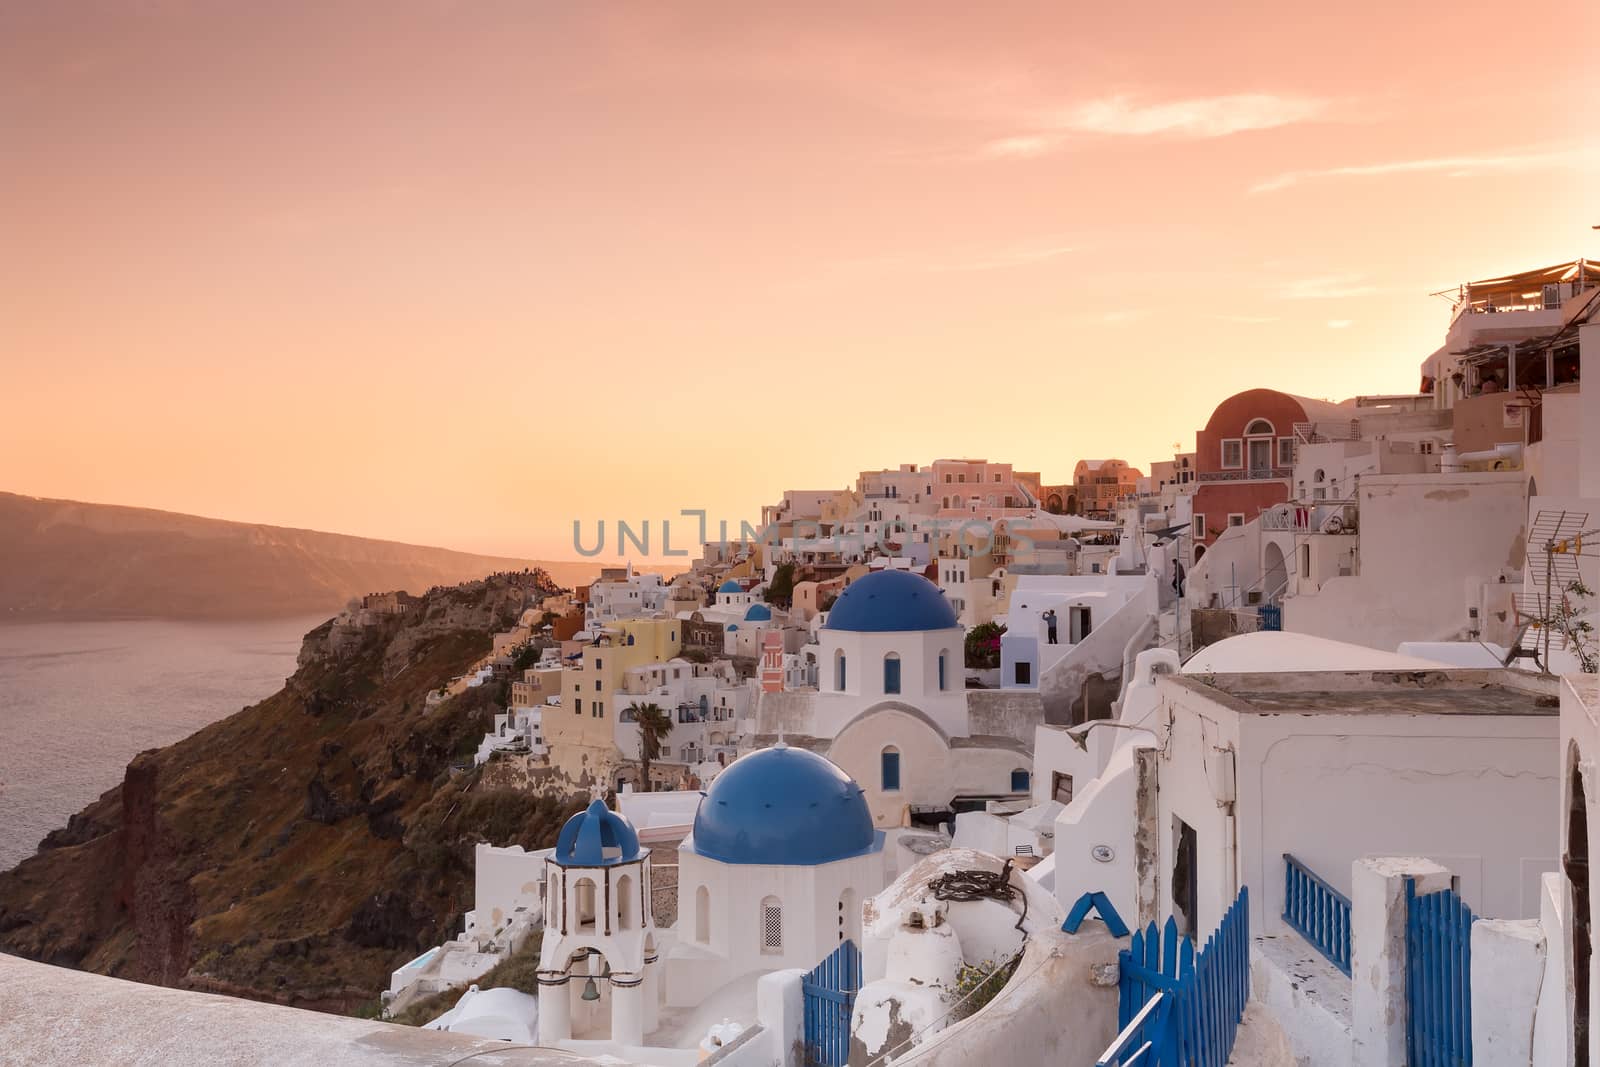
[1172,816,1198,938]
[1569,753,1591,1065]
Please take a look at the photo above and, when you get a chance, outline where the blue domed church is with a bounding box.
[663,744,888,1008]
[757,569,1035,832]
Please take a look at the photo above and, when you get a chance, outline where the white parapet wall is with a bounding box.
[0,953,604,1066]
[1469,918,1546,1067]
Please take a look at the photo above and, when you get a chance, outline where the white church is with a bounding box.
[755,568,1040,828]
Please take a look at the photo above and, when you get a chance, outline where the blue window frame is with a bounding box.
[881,749,901,791]
[937,653,946,691]
[883,654,901,695]
[836,654,847,692]
[1011,769,1030,792]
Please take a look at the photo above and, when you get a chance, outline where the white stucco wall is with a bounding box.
[1582,324,1600,498]
[1155,672,1560,942]
[666,846,887,1008]
[813,626,967,738]
[1282,471,1527,651]
[829,706,1031,828]
[474,844,550,936]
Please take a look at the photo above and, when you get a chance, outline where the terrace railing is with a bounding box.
[1098,887,1251,1067]
[1283,854,1352,975]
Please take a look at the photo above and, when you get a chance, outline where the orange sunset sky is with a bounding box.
[2,2,1596,561]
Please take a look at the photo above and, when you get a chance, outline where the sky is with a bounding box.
[2,1,1597,560]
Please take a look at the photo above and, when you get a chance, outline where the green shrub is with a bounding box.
[946,954,1021,1021]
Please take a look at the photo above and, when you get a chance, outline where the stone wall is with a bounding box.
[964,690,1046,743]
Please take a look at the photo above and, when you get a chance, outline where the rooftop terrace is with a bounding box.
[1172,668,1560,718]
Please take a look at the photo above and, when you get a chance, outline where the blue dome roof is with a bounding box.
[823,570,958,633]
[718,579,744,594]
[744,603,772,622]
[691,745,880,866]
[554,799,642,867]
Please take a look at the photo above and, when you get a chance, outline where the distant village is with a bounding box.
[18,259,1597,1066]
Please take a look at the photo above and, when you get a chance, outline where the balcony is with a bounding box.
[1195,467,1293,484]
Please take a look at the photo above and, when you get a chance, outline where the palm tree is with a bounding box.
[630,703,673,793]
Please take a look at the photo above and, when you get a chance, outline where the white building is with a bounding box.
[999,573,1156,693]
[758,569,1039,828]
[586,568,670,628]
[664,744,889,1007]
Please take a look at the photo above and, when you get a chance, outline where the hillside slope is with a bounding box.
[0,492,609,619]
[0,574,585,1010]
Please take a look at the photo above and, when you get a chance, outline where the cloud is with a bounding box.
[1276,274,1379,300]
[980,93,1328,158]
[925,243,1079,273]
[1213,314,1279,324]
[1250,144,1598,193]
[980,135,1058,160]
[1062,93,1328,138]
[1326,319,1354,329]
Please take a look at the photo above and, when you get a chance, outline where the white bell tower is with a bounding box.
[537,799,658,1046]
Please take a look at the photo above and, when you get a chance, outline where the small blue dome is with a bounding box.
[554,799,641,866]
[744,603,772,622]
[718,579,744,594]
[823,570,958,633]
[691,745,880,866]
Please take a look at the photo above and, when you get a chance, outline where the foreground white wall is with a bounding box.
[0,954,596,1066]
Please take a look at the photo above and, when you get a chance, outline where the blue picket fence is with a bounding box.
[1406,882,1476,1067]
[1097,886,1251,1067]
[1282,854,1352,975]
[1258,604,1283,631]
[801,939,862,1067]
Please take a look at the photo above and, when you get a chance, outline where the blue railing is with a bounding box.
[1406,881,1475,1067]
[1283,854,1352,975]
[1098,886,1251,1067]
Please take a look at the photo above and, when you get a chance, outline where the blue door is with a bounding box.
[803,939,862,1067]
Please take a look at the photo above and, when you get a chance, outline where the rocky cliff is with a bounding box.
[0,573,586,1010]
[0,492,609,619]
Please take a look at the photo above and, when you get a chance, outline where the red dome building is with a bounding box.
[1189,389,1353,562]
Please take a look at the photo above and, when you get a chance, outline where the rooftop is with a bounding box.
[1171,668,1560,718]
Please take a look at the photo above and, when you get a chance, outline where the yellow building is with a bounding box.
[545,617,684,790]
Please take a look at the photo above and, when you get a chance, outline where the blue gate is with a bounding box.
[1406,882,1476,1067]
[802,939,861,1067]
[1258,604,1283,631]
[1099,887,1250,1067]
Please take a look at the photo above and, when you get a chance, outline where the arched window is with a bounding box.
[617,872,636,930]
[1011,768,1031,793]
[835,649,847,692]
[699,693,709,716]
[626,633,635,646]
[1313,468,1326,483]
[937,651,948,691]
[761,896,783,953]
[1244,418,1275,436]
[883,652,901,695]
[881,746,901,791]
[574,876,598,932]
[695,885,711,944]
